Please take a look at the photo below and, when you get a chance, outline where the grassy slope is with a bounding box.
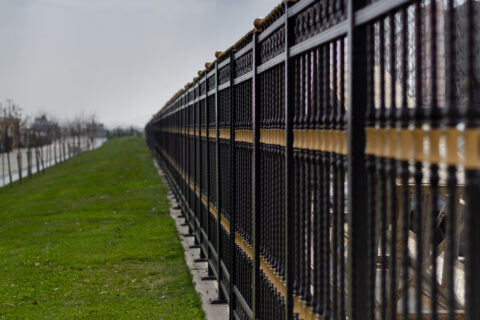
[0,137,204,319]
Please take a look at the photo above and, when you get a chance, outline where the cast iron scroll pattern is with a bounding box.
[218,65,231,86]
[292,0,347,45]
[235,51,253,78]
[259,63,285,128]
[218,89,231,128]
[234,80,253,130]
[259,27,285,65]
[207,75,216,93]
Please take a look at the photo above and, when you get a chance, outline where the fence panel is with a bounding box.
[146,0,479,319]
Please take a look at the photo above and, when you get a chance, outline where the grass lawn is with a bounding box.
[0,137,205,319]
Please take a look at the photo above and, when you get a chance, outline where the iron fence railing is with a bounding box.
[145,0,479,319]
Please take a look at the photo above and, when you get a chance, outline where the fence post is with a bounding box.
[182,95,185,215]
[203,68,216,280]
[347,1,368,320]
[192,83,200,247]
[189,89,194,235]
[181,96,186,216]
[186,91,193,234]
[196,75,207,261]
[228,49,237,319]
[195,81,204,254]
[211,59,226,304]
[283,2,294,319]
[464,1,480,319]
[184,94,190,227]
[251,24,261,319]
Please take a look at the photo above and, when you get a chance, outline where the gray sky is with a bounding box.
[0,0,278,128]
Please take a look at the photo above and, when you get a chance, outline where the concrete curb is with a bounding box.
[156,164,229,320]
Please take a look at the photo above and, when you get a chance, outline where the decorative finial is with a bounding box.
[254,18,264,32]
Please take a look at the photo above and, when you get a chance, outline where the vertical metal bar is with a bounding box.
[428,1,440,319]
[197,78,206,260]
[347,1,368,320]
[312,46,321,316]
[464,1,480,320]
[193,84,198,243]
[252,27,261,319]
[212,60,226,303]
[215,62,222,292]
[378,18,387,320]
[305,49,313,312]
[197,83,201,248]
[186,92,191,228]
[204,71,215,279]
[183,96,187,218]
[228,50,237,319]
[387,13,398,320]
[399,8,410,320]
[339,37,346,320]
[323,42,331,319]
[284,2,294,318]
[414,3,424,320]
[318,42,327,318]
[332,40,339,320]
[444,2,459,320]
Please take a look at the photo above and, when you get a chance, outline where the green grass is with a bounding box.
[0,137,205,319]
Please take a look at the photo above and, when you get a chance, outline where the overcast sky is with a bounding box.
[0,0,278,128]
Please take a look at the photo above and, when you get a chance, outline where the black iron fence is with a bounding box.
[145,0,479,319]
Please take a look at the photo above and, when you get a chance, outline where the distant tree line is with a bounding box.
[0,99,106,186]
[106,126,143,139]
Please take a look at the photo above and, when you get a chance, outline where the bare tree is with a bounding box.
[34,131,41,175]
[20,116,33,179]
[0,99,21,186]
[0,101,5,185]
[25,128,33,179]
[0,108,102,186]
[86,114,98,151]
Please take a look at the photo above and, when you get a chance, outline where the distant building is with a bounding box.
[31,115,54,134]
[30,115,58,145]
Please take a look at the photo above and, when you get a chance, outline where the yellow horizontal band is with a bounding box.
[397,128,410,161]
[428,128,441,164]
[368,126,468,167]
[465,128,480,169]
[365,127,376,155]
[159,127,348,153]
[376,128,387,158]
[445,127,460,166]
[386,128,397,159]
[260,129,284,146]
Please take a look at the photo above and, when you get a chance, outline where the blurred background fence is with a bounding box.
[146,0,479,319]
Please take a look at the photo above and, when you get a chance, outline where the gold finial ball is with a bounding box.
[198,70,203,76]
[215,51,222,59]
[205,62,212,69]
[253,17,264,31]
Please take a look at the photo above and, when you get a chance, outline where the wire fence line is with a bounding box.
[146,0,479,319]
